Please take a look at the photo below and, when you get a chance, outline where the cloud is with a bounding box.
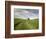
[14,9,39,19]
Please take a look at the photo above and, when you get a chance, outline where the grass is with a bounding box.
[14,18,39,30]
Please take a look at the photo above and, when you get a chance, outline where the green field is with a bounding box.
[14,18,39,30]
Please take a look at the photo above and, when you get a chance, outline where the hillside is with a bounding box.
[14,18,39,30]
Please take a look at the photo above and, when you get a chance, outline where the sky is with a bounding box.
[14,8,39,19]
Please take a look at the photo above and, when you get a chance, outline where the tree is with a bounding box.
[28,18,30,20]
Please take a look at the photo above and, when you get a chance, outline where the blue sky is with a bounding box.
[14,8,39,19]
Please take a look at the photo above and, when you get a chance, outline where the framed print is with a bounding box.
[5,1,45,38]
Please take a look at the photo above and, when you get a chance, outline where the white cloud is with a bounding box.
[14,9,39,19]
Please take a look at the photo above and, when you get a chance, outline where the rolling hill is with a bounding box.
[14,18,39,30]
